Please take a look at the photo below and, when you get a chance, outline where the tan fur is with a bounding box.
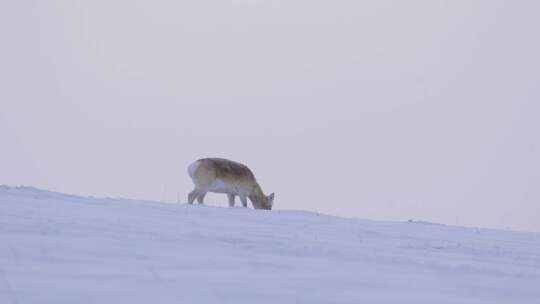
[187,158,274,210]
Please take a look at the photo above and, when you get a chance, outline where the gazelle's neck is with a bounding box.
[251,182,264,198]
[249,183,266,208]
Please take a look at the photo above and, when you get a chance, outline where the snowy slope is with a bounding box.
[1,186,539,304]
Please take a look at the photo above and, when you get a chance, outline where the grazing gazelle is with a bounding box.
[187,158,274,210]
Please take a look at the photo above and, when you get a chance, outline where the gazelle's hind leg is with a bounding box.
[240,195,248,208]
[227,194,235,207]
[188,189,199,204]
[197,192,207,204]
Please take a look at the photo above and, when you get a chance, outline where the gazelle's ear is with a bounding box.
[268,193,275,202]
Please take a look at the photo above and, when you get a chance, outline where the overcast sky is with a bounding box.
[1,1,539,232]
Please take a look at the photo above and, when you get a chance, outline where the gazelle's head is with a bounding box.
[259,193,275,210]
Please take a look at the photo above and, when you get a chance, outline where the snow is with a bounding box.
[1,186,539,303]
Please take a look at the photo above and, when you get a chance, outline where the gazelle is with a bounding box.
[187,158,274,210]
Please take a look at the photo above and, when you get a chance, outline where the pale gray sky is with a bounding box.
[1,1,539,232]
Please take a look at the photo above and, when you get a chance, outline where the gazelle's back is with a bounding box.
[188,158,256,185]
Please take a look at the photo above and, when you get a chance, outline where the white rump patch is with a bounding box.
[188,161,200,179]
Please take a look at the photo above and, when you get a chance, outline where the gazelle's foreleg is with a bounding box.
[240,195,248,208]
[227,194,236,207]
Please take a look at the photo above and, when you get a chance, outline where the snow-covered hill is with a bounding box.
[1,186,539,303]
